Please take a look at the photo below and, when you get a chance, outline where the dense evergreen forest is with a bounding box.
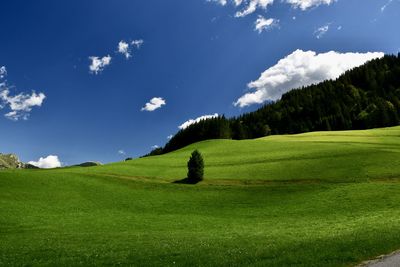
[147,54,400,156]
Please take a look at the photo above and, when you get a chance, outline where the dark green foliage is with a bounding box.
[157,54,400,154]
[142,147,163,157]
[75,162,102,167]
[164,116,230,153]
[187,150,204,183]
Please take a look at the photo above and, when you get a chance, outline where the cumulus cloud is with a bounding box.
[89,55,112,74]
[314,23,330,39]
[234,49,384,107]
[0,70,46,121]
[255,16,279,33]
[28,155,61,169]
[179,113,219,130]
[141,97,166,112]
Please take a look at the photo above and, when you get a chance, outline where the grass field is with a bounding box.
[2,127,400,266]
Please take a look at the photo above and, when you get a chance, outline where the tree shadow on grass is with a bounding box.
[173,177,201,184]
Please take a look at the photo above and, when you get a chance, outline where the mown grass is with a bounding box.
[1,127,400,266]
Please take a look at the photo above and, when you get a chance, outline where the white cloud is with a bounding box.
[151,145,160,149]
[118,150,126,155]
[118,41,131,59]
[234,49,384,107]
[28,155,61,169]
[286,0,336,10]
[207,0,228,5]
[0,66,6,79]
[314,23,330,39]
[131,39,144,49]
[208,0,335,17]
[0,68,46,120]
[381,0,394,12]
[117,39,144,59]
[254,16,279,33]
[0,89,46,121]
[89,55,112,74]
[178,113,219,130]
[141,97,166,112]
[167,135,173,140]
[235,0,274,17]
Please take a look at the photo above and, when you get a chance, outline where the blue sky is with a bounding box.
[0,0,399,166]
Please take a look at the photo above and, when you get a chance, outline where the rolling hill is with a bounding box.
[63,126,400,183]
[161,54,400,154]
[1,127,400,266]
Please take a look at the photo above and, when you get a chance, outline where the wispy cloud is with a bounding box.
[118,150,126,155]
[314,23,330,39]
[254,16,279,33]
[0,66,7,79]
[131,39,144,49]
[117,39,144,59]
[235,0,274,18]
[89,55,112,74]
[141,97,166,112]
[234,50,384,107]
[0,68,46,121]
[207,0,228,6]
[118,41,131,59]
[286,0,336,10]
[209,0,336,17]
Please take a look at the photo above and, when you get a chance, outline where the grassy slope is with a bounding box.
[1,127,400,266]
[66,126,400,182]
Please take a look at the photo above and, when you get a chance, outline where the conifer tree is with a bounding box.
[187,150,204,183]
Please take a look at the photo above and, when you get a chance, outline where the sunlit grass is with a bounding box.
[1,126,400,266]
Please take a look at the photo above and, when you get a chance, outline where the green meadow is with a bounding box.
[2,127,400,266]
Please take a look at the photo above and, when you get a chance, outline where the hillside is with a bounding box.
[68,126,400,183]
[160,54,400,154]
[1,127,400,266]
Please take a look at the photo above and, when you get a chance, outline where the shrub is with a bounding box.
[187,150,204,183]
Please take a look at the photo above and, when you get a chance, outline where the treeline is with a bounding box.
[149,53,400,155]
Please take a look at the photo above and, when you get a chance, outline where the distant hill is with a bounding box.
[74,162,102,167]
[155,53,400,155]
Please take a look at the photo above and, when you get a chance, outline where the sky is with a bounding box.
[0,0,399,167]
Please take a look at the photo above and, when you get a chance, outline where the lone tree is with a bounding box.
[187,150,204,183]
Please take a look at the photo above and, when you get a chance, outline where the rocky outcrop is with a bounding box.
[0,153,38,169]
